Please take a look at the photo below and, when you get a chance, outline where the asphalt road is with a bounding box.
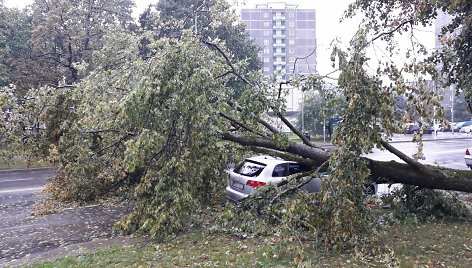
[367,133,472,170]
[0,169,129,266]
[0,134,471,265]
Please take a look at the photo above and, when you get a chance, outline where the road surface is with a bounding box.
[0,168,129,265]
[365,134,472,194]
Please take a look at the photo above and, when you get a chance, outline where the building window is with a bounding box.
[289,12,295,18]
[281,30,285,35]
[281,48,286,53]
[289,30,295,36]
[289,48,295,53]
[281,39,285,44]
[264,66,270,72]
[289,39,295,45]
[263,21,270,27]
[272,38,277,44]
[282,56,286,62]
[273,30,277,35]
[289,21,294,27]
[264,30,270,36]
[264,57,270,63]
[281,21,285,26]
[289,57,295,62]
[264,39,269,45]
[264,48,270,54]
[263,12,269,18]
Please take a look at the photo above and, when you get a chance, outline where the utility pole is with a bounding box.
[301,90,304,131]
[451,84,455,133]
[194,13,198,34]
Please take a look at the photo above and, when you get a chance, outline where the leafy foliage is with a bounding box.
[2,0,472,255]
[382,186,472,223]
[138,0,261,96]
[29,0,135,84]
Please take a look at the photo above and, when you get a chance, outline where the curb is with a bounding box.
[315,136,472,147]
[0,167,54,173]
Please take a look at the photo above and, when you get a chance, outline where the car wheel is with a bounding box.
[364,184,376,196]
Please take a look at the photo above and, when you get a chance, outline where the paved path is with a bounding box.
[0,169,130,266]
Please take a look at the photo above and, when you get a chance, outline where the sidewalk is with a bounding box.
[314,132,472,147]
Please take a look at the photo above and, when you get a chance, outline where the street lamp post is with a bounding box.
[451,84,455,133]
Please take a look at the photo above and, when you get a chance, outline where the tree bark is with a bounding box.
[222,133,472,193]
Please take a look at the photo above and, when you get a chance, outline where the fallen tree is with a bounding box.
[223,133,472,193]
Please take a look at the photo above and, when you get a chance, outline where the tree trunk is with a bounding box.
[222,133,472,193]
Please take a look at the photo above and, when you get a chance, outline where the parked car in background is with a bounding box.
[459,125,472,133]
[403,124,434,134]
[225,155,377,201]
[466,148,472,170]
[453,121,472,132]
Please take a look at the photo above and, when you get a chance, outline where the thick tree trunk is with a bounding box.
[222,133,472,193]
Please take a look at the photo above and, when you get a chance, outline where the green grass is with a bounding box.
[0,159,50,170]
[27,221,472,267]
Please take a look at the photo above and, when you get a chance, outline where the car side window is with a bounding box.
[289,163,311,175]
[273,163,289,177]
[288,163,300,175]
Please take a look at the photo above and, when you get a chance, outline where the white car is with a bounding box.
[225,155,377,201]
[225,155,321,201]
[466,148,472,170]
[460,125,472,133]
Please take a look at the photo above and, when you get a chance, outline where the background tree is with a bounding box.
[296,83,345,136]
[444,91,472,122]
[0,5,37,95]
[138,0,261,96]
[29,0,135,85]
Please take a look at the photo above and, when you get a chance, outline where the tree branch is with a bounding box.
[249,146,318,167]
[201,39,254,87]
[270,161,329,204]
[276,112,319,148]
[226,99,280,134]
[380,139,426,171]
[369,19,414,44]
[218,112,267,138]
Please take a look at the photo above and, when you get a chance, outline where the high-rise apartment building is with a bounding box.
[241,3,317,81]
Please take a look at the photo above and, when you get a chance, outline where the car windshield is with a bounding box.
[234,160,266,177]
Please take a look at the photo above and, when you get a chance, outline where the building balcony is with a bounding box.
[273,61,286,65]
[272,24,286,29]
[272,33,286,38]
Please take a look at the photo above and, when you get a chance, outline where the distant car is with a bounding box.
[225,155,377,201]
[466,148,472,170]
[454,121,472,132]
[460,125,472,133]
[403,124,434,134]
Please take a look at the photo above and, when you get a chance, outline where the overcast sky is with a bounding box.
[4,0,434,75]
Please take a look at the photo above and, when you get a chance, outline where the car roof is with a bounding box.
[246,155,295,165]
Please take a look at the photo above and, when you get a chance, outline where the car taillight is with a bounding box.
[246,180,266,188]
[466,149,470,156]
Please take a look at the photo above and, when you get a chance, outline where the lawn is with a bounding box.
[0,159,50,170]
[28,221,472,267]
